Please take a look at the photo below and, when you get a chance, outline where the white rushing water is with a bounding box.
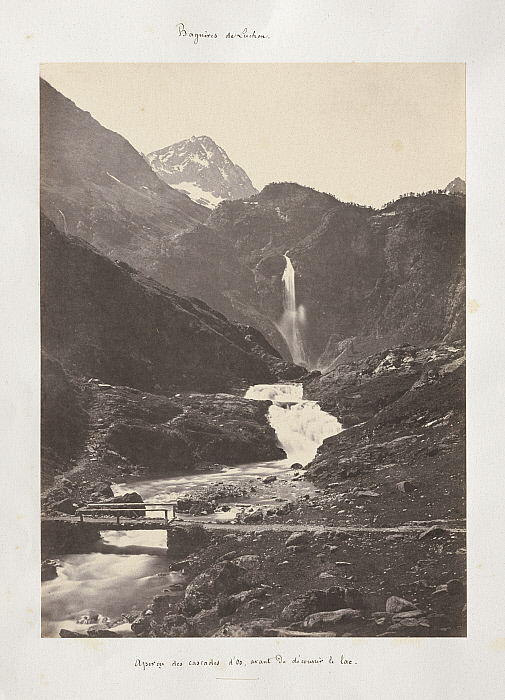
[41,530,185,638]
[244,383,342,466]
[276,254,307,366]
[42,383,342,637]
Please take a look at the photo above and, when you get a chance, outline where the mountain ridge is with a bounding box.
[158,182,465,367]
[40,78,210,277]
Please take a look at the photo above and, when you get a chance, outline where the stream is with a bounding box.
[41,383,342,637]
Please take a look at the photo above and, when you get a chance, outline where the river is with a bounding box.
[41,383,342,637]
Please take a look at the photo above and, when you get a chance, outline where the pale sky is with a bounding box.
[40,63,465,208]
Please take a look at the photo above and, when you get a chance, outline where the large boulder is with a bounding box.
[158,614,193,638]
[59,629,87,638]
[280,587,363,625]
[234,555,261,570]
[418,525,447,540]
[183,561,253,615]
[212,619,276,637]
[303,609,364,632]
[385,596,418,614]
[284,532,311,547]
[53,498,77,515]
[102,492,145,518]
[243,509,264,524]
[191,608,221,637]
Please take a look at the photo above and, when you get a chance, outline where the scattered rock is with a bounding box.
[189,501,215,516]
[218,551,237,562]
[183,561,253,615]
[384,617,430,636]
[212,619,276,637]
[53,498,77,515]
[396,480,416,493]
[166,525,210,556]
[418,525,447,540]
[445,579,464,596]
[59,629,87,638]
[280,587,362,625]
[276,501,294,515]
[87,628,121,637]
[391,610,425,623]
[159,614,193,638]
[264,628,335,637]
[131,614,155,636]
[286,545,306,554]
[243,509,263,524]
[176,499,192,513]
[234,555,261,570]
[169,560,190,571]
[191,607,221,636]
[285,532,310,547]
[303,609,364,632]
[385,596,418,614]
[263,475,277,484]
[96,484,114,498]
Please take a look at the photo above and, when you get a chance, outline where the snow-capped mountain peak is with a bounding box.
[146,135,257,208]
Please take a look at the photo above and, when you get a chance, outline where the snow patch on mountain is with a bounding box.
[175,182,223,208]
[147,135,257,208]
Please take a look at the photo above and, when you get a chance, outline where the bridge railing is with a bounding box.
[75,502,177,525]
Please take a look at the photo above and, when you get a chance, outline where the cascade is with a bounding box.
[276,254,307,366]
[42,383,343,636]
[244,383,342,465]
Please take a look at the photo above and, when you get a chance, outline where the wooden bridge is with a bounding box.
[75,501,177,528]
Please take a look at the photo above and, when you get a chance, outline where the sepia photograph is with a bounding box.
[39,62,466,640]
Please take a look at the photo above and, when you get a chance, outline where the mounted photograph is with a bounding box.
[40,63,466,638]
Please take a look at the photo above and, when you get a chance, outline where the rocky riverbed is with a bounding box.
[41,387,285,516]
[53,520,465,638]
[42,342,466,638]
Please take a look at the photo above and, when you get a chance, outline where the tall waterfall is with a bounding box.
[276,254,307,366]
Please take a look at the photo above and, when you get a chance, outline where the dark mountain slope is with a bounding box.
[40,78,209,276]
[296,193,465,365]
[41,213,300,394]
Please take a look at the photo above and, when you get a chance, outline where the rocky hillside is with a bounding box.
[41,376,285,509]
[147,135,258,208]
[158,183,465,367]
[40,213,303,496]
[303,341,465,525]
[40,79,210,276]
